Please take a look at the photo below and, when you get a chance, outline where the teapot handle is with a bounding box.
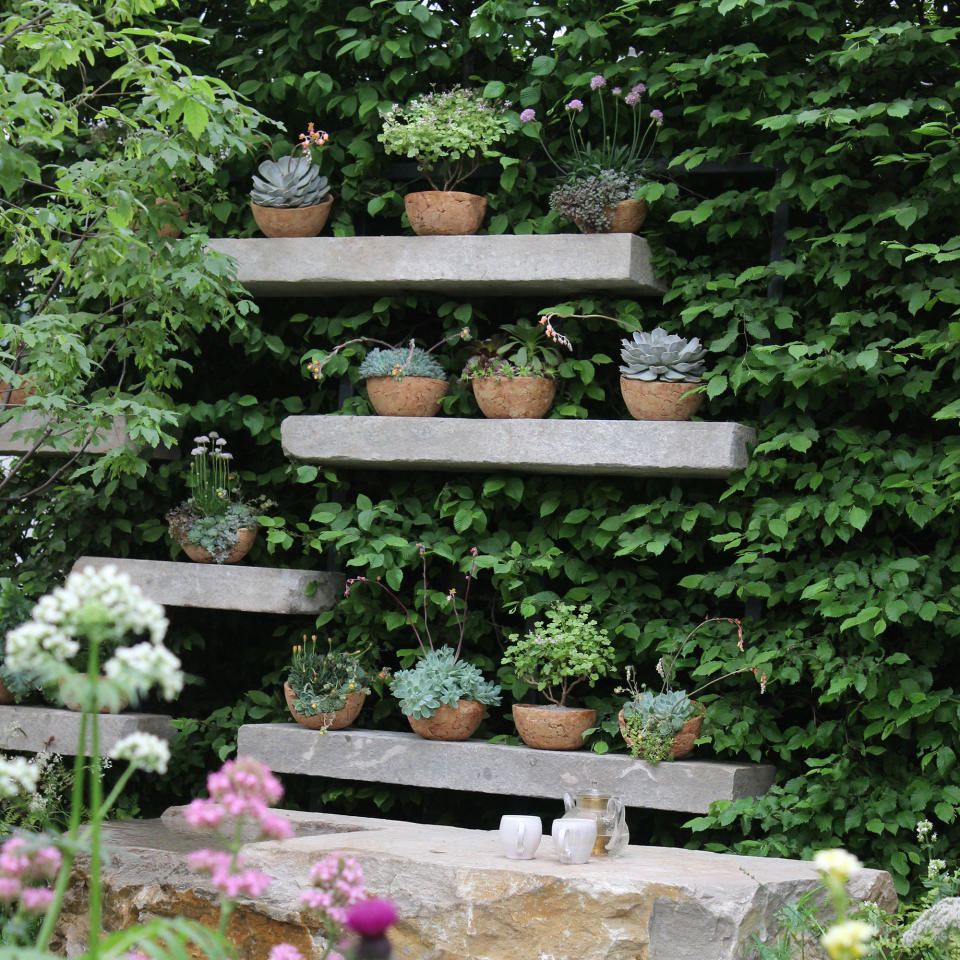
[606,797,624,820]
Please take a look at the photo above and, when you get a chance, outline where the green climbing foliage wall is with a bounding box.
[5,0,960,897]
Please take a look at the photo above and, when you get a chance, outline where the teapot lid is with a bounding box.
[577,779,611,806]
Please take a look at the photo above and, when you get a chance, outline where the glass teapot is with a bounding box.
[561,780,629,857]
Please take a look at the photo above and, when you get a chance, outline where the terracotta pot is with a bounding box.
[283,681,365,731]
[620,377,704,421]
[512,703,596,751]
[365,376,449,417]
[0,676,15,705]
[407,700,485,741]
[404,191,487,236]
[155,198,189,239]
[576,198,648,234]
[0,380,34,407]
[251,196,333,238]
[59,677,129,714]
[471,377,556,419]
[618,706,704,760]
[170,523,258,564]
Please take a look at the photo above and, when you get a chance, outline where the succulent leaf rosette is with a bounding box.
[250,122,331,208]
[619,328,708,382]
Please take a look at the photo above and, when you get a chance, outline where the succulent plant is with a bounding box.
[619,327,707,382]
[358,346,445,380]
[250,156,330,208]
[549,170,642,232]
[390,646,501,719]
[622,689,696,737]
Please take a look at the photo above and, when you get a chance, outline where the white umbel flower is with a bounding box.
[110,733,170,774]
[104,642,183,701]
[821,920,877,960]
[813,848,863,882]
[0,755,41,799]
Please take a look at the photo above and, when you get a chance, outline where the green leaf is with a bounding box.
[183,99,209,139]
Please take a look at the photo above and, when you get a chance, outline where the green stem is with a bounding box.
[86,634,104,960]
[216,818,245,937]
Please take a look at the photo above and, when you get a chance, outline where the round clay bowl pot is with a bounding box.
[576,198,648,234]
[404,191,487,236]
[251,196,333,238]
[173,525,257,564]
[155,198,189,238]
[471,377,556,419]
[618,706,704,760]
[407,700,485,741]
[0,677,15,705]
[620,377,704,421]
[512,703,596,751]
[284,681,365,731]
[365,376,449,417]
[59,677,129,714]
[0,381,33,406]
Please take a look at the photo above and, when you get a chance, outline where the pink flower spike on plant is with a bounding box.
[187,848,233,875]
[0,876,21,904]
[565,99,584,112]
[624,90,640,106]
[650,109,664,125]
[259,811,294,840]
[31,846,62,880]
[519,108,536,123]
[20,886,54,914]
[183,798,225,829]
[590,74,606,90]
[346,898,398,937]
[632,81,647,95]
[269,945,305,960]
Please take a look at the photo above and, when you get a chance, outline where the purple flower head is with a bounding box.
[650,109,664,126]
[346,898,399,937]
[565,99,584,112]
[590,75,606,90]
[612,87,622,96]
[632,82,647,95]
[519,108,536,123]
[624,91,640,107]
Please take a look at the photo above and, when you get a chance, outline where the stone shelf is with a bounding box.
[0,705,174,756]
[72,557,344,614]
[0,412,177,459]
[207,234,666,297]
[237,724,776,814]
[281,416,756,479]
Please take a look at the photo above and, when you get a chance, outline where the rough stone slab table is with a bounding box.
[72,557,344,614]
[237,724,776,815]
[207,233,667,296]
[281,416,757,479]
[0,412,177,458]
[56,808,896,960]
[0,705,173,756]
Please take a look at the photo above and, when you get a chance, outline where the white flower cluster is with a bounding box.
[0,754,40,800]
[821,919,877,960]
[110,733,170,774]
[104,642,183,702]
[813,848,863,883]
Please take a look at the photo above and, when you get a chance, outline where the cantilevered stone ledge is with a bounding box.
[72,557,344,614]
[208,234,666,296]
[0,705,174,756]
[281,416,756,479]
[237,725,776,814]
[0,412,177,459]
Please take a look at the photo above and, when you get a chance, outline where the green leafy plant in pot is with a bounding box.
[619,327,708,420]
[166,433,271,564]
[378,86,509,235]
[345,545,501,741]
[461,319,572,419]
[307,328,470,417]
[618,617,769,763]
[502,602,615,750]
[284,634,374,732]
[250,122,332,237]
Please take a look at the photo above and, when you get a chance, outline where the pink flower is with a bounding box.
[126,952,151,960]
[650,109,664,125]
[590,75,606,90]
[632,82,647,95]
[624,90,640,106]
[565,99,584,112]
[187,849,233,874]
[20,886,54,914]
[183,798,225,829]
[346,898,398,937]
[259,811,294,840]
[31,846,62,880]
[520,108,536,123]
[300,887,334,911]
[269,946,305,960]
[0,876,21,903]
[612,87,622,96]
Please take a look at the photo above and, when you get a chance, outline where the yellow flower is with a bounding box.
[821,921,877,960]
[813,849,862,883]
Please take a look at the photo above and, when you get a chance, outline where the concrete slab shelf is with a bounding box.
[0,705,174,757]
[237,724,776,814]
[72,557,344,614]
[0,412,177,458]
[208,234,666,297]
[281,416,756,479]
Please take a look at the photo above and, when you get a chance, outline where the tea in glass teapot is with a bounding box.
[561,780,629,857]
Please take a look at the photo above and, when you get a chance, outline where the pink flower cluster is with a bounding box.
[183,757,293,841]
[0,836,60,914]
[299,852,366,926]
[187,849,271,900]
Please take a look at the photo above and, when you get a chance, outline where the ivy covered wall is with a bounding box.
[4,0,960,896]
